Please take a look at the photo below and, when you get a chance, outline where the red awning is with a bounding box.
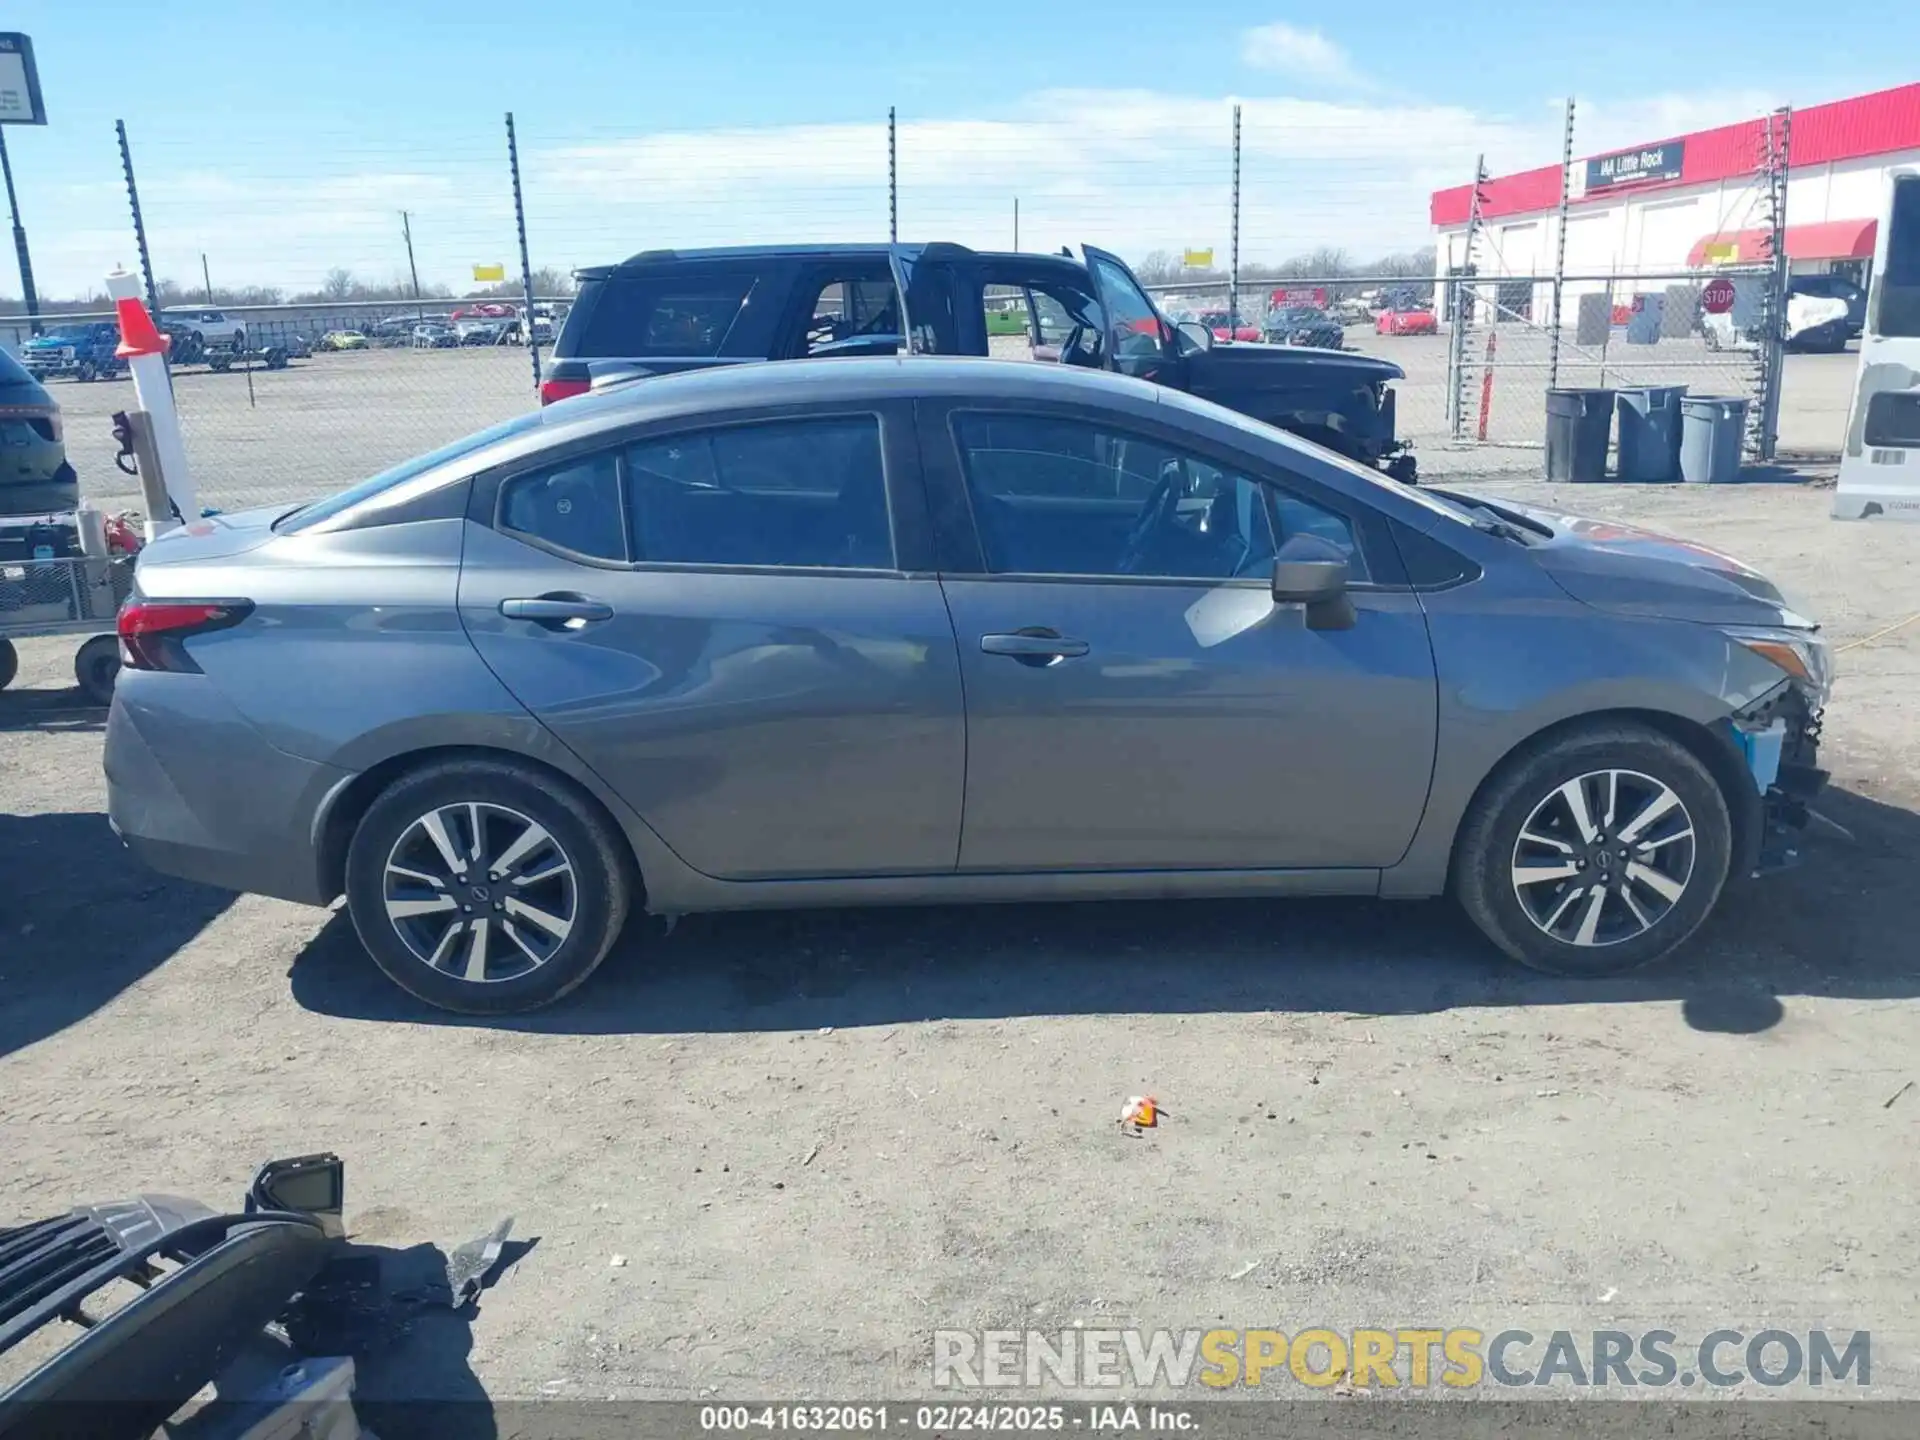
[1688,219,1878,266]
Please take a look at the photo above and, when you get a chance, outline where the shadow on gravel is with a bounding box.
[289,787,1920,1040]
[0,686,109,734]
[0,811,235,1058]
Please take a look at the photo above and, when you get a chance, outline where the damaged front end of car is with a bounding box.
[0,1154,519,1440]
[1729,675,1830,877]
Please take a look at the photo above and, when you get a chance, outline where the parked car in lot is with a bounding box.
[162,307,246,350]
[411,323,459,349]
[1197,310,1262,343]
[458,318,511,346]
[0,347,77,514]
[1265,305,1345,349]
[319,329,368,351]
[1376,306,1439,336]
[106,357,1830,1014]
[20,321,124,382]
[545,242,1417,478]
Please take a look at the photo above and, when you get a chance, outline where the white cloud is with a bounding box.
[1238,23,1366,90]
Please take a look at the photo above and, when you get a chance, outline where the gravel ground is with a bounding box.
[2,471,1917,1413]
[43,335,1860,516]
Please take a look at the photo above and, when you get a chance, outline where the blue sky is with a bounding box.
[2,0,1906,297]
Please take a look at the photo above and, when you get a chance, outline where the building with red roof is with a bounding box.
[1429,82,1916,291]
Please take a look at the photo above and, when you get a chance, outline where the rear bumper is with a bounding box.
[105,675,350,907]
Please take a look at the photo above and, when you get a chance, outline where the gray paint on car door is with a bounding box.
[941,576,1439,871]
[458,524,967,881]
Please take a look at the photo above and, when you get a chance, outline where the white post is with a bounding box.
[105,266,196,535]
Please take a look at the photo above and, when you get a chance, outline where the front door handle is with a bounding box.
[980,629,1089,667]
[500,594,614,629]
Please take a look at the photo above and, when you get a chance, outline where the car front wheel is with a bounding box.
[344,758,633,1013]
[1452,723,1732,977]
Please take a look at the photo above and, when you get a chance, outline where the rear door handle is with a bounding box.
[980,630,1089,667]
[500,594,614,628]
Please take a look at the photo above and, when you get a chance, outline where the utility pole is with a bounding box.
[201,252,214,305]
[887,107,898,244]
[400,210,423,321]
[0,127,42,335]
[1013,197,1019,252]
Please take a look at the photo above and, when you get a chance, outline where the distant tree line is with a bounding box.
[1132,245,1437,289]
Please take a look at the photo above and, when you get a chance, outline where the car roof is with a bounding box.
[558,356,1157,422]
[584,243,1094,280]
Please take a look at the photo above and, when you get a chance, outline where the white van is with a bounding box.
[1835,169,1920,519]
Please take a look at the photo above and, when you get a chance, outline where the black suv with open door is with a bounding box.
[545,243,1416,479]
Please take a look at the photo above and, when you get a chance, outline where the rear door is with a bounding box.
[457,401,968,880]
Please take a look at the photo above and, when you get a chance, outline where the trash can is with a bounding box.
[1679,396,1749,484]
[1615,385,1687,482]
[1546,388,1614,482]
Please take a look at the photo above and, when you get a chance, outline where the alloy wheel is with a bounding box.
[382,802,577,983]
[1509,769,1697,948]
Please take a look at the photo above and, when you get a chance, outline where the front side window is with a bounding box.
[626,416,893,569]
[952,413,1277,580]
[499,452,625,561]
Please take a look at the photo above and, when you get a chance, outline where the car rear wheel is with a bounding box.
[0,639,17,691]
[344,758,633,1013]
[1452,723,1732,977]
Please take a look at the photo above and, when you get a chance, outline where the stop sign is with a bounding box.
[1702,277,1736,315]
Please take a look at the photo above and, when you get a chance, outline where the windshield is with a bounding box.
[275,410,547,533]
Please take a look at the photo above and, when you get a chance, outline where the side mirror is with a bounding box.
[1271,558,1355,631]
[1176,320,1214,353]
[247,1152,346,1238]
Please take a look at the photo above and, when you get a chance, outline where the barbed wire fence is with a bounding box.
[33,96,1793,514]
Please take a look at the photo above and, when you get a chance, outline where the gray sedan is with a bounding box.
[105,359,1831,1013]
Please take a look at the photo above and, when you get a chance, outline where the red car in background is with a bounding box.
[1198,310,1262,343]
[1375,307,1439,336]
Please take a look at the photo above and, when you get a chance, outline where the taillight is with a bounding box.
[539,376,590,405]
[117,599,253,673]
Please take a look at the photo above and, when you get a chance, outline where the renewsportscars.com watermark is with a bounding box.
[933,1328,1871,1391]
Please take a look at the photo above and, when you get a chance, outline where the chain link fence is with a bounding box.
[20,105,1793,512]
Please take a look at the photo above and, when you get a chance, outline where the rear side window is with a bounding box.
[572,273,757,357]
[0,348,32,385]
[626,417,892,569]
[500,452,625,561]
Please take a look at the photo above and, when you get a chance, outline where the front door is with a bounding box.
[458,403,966,881]
[921,402,1438,873]
[1081,244,1181,386]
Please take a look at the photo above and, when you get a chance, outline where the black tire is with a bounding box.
[0,638,17,691]
[75,361,96,383]
[1452,722,1732,977]
[344,758,633,1014]
[74,635,120,705]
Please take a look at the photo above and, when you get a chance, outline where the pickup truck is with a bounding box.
[20,322,125,382]
[543,243,1416,479]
